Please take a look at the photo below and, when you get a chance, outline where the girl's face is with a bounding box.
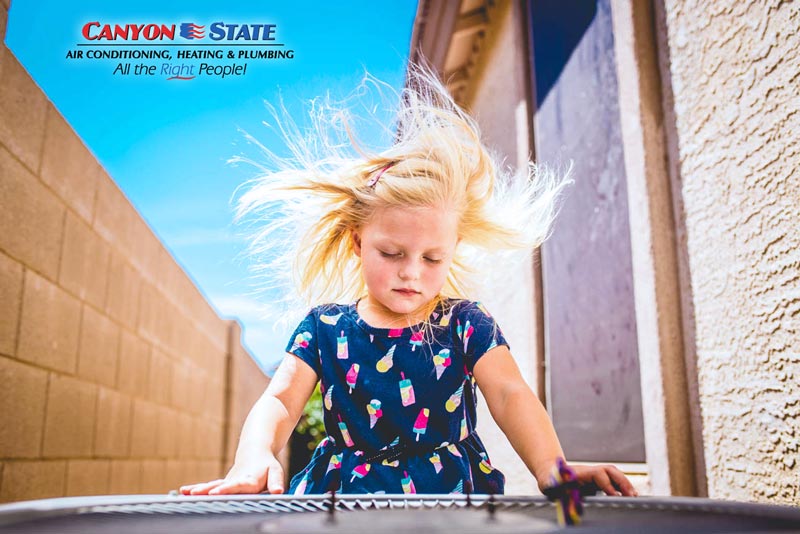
[353,204,459,325]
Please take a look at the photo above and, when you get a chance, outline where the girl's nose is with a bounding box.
[399,259,421,280]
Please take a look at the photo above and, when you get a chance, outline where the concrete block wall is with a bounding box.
[224,321,286,469]
[0,2,269,503]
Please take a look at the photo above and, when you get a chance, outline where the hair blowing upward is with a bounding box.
[183,63,638,502]
[235,63,570,323]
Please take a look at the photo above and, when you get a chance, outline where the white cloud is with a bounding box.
[212,294,270,319]
[242,324,289,373]
[163,228,245,247]
[210,294,290,373]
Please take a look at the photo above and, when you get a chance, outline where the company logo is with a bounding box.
[179,23,205,40]
[72,19,295,82]
[81,21,278,42]
[82,22,176,41]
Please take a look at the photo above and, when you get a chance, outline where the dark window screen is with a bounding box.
[530,0,646,462]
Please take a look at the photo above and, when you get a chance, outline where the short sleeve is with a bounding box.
[456,301,509,373]
[285,308,321,379]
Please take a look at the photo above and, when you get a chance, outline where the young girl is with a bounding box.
[180,65,636,497]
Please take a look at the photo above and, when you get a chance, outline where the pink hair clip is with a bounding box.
[367,161,397,188]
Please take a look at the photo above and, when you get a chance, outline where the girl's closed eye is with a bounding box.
[424,256,444,264]
[379,250,401,259]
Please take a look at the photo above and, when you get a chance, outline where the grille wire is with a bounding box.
[86,496,549,516]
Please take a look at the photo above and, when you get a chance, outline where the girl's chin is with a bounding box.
[372,297,428,320]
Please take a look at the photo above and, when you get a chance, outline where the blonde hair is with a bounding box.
[235,63,570,328]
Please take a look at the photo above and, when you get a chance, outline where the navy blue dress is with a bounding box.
[286,298,508,495]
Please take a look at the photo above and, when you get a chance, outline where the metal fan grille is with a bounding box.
[3,495,800,534]
[86,495,548,516]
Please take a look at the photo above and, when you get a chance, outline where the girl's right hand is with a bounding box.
[179,455,286,495]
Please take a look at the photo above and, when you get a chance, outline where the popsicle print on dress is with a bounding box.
[429,452,443,473]
[459,414,468,440]
[399,372,416,406]
[337,331,349,359]
[351,463,371,483]
[290,332,312,352]
[320,313,343,325]
[346,363,360,393]
[445,382,464,412]
[433,349,451,380]
[439,307,453,326]
[413,408,430,441]
[409,330,423,351]
[380,436,400,465]
[367,399,383,428]
[294,471,310,494]
[327,453,343,474]
[337,414,354,447]
[401,470,416,494]
[383,436,400,449]
[324,384,334,410]
[478,452,494,474]
[456,319,474,352]
[376,345,395,373]
[388,328,403,338]
[446,443,462,457]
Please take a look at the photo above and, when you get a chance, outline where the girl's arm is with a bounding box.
[473,345,637,496]
[180,353,318,495]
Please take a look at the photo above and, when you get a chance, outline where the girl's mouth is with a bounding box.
[394,289,419,296]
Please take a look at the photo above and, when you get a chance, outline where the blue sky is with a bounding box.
[5,1,418,373]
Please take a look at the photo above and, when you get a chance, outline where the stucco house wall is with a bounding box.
[658,0,799,504]
[411,0,799,504]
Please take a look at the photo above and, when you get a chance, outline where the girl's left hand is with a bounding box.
[570,463,638,497]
